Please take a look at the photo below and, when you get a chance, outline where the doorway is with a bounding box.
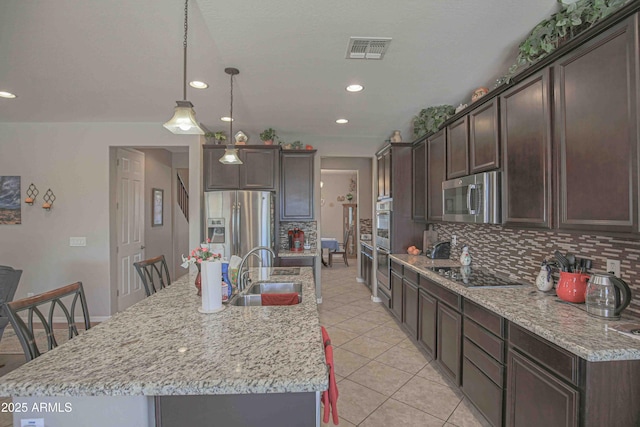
[320,157,374,277]
[109,146,190,312]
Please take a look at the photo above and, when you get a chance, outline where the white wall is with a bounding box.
[138,149,174,279]
[0,123,201,318]
[320,172,356,240]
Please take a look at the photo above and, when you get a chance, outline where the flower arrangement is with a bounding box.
[181,240,221,269]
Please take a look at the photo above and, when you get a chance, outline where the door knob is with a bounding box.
[140,245,146,250]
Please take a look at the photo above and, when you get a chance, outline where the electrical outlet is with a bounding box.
[21,419,44,427]
[451,235,457,246]
[69,237,86,247]
[606,259,621,277]
[27,292,34,297]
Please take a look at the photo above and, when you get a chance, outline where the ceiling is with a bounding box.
[0,0,560,146]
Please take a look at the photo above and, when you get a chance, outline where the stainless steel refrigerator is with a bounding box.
[204,191,274,265]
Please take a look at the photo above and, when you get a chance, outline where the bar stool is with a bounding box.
[5,282,91,362]
[134,255,171,297]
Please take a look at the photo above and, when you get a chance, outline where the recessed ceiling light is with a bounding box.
[0,91,17,99]
[221,117,234,122]
[346,84,364,92]
[189,81,209,89]
[336,119,349,124]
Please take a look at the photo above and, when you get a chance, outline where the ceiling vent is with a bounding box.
[346,37,392,60]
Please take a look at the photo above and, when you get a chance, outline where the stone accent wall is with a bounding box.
[279,221,317,251]
[434,223,640,319]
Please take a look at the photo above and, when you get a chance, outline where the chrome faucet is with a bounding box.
[237,246,275,293]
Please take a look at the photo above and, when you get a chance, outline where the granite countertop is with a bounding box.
[391,254,640,362]
[0,267,328,397]
[278,249,319,257]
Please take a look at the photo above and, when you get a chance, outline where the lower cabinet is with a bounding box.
[402,277,419,339]
[360,244,373,290]
[418,289,437,358]
[436,302,462,385]
[506,350,579,427]
[390,270,403,321]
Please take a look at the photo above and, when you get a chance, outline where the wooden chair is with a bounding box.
[5,282,91,362]
[0,265,22,342]
[329,228,351,267]
[134,255,171,297]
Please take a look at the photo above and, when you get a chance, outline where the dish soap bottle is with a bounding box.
[460,246,471,266]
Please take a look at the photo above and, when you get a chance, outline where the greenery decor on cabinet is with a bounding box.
[204,131,227,144]
[497,0,632,85]
[259,128,279,145]
[413,105,455,138]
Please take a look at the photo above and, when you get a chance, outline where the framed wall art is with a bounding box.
[0,176,21,225]
[152,188,164,227]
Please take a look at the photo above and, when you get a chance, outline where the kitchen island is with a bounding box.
[0,267,328,427]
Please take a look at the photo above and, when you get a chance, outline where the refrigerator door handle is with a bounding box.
[230,203,236,256]
[236,201,242,256]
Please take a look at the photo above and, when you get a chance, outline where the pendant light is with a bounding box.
[219,67,243,165]
[163,0,204,135]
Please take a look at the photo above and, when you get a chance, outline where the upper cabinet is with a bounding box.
[377,147,392,199]
[500,69,553,229]
[203,145,278,191]
[280,150,316,220]
[554,15,639,234]
[427,129,447,222]
[469,98,500,174]
[446,116,469,179]
[412,139,426,222]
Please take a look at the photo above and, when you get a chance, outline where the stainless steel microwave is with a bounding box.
[442,171,501,224]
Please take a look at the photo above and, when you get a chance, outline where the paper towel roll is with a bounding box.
[201,260,222,313]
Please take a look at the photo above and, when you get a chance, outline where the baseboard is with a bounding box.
[370,295,382,303]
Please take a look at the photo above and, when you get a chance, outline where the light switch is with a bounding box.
[70,237,87,247]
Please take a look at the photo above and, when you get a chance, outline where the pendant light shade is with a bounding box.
[219,147,243,164]
[219,67,243,165]
[163,0,204,135]
[163,101,204,134]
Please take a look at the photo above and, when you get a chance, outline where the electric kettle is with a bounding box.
[585,273,632,319]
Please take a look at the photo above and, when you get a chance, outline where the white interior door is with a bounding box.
[116,148,146,311]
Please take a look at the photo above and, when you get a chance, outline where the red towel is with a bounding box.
[320,327,339,425]
[261,293,299,306]
[321,326,331,347]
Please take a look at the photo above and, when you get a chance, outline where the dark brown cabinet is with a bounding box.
[500,69,553,229]
[427,130,446,221]
[280,150,316,220]
[390,269,403,321]
[360,243,373,290]
[446,116,469,179]
[507,350,579,427]
[203,145,279,191]
[418,288,437,358]
[412,140,426,222]
[554,16,639,234]
[469,98,500,174]
[402,272,419,339]
[462,301,506,427]
[437,302,462,385]
[376,147,392,199]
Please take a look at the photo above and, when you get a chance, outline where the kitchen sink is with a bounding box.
[228,295,263,306]
[247,282,303,295]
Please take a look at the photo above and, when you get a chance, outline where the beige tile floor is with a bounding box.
[319,262,491,427]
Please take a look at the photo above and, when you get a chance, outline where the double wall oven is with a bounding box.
[375,199,392,296]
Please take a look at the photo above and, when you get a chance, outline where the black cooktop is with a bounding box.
[429,267,527,288]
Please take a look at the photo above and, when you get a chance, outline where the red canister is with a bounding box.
[556,272,590,303]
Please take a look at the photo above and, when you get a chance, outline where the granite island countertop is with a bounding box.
[391,254,640,362]
[0,267,328,397]
[278,249,319,257]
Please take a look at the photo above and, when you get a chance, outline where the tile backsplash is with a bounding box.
[434,223,640,319]
[279,221,317,251]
